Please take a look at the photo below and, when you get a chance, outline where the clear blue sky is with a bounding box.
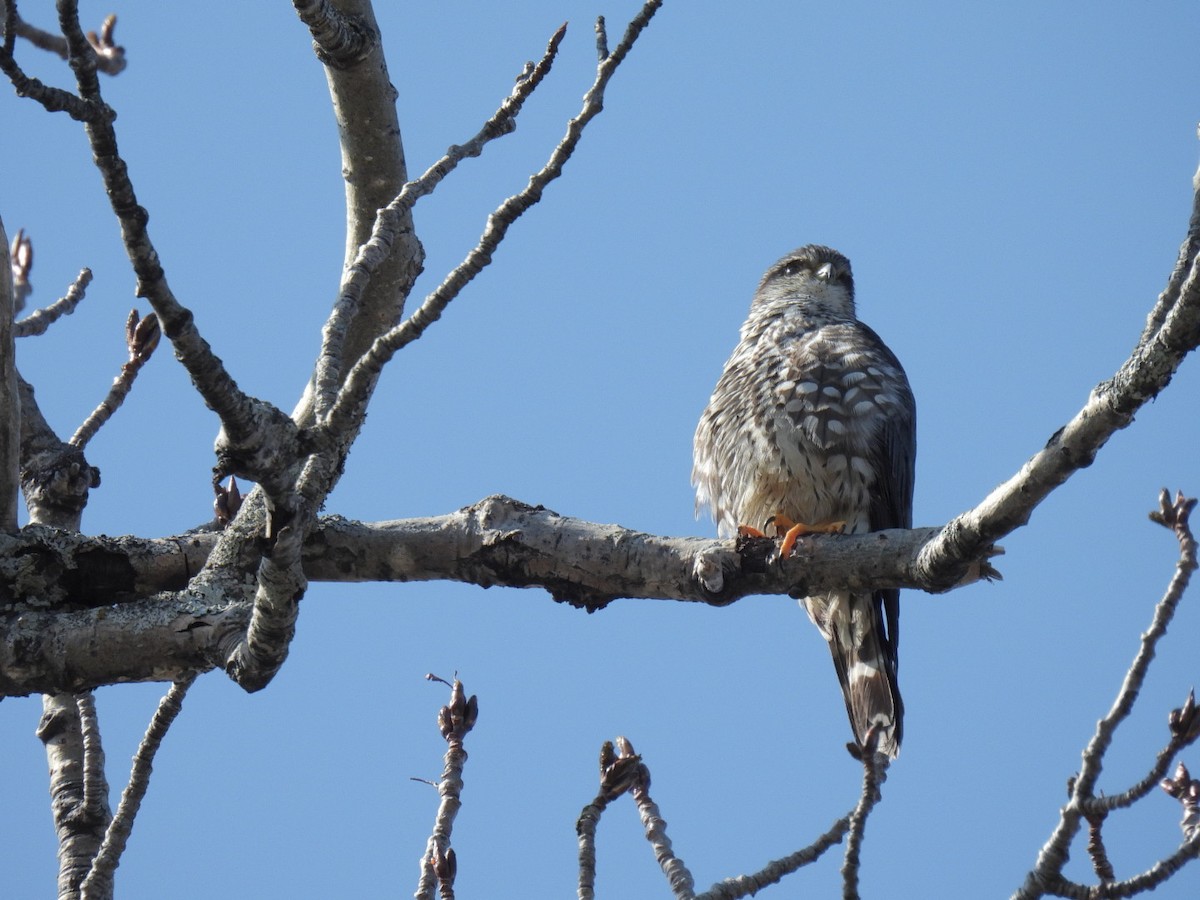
[5,2,1200,897]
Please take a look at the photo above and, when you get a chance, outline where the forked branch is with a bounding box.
[1012,491,1200,899]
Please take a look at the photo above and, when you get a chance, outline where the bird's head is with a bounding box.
[751,245,856,322]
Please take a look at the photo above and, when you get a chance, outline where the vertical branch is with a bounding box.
[326,1,665,439]
[841,746,889,900]
[75,692,107,821]
[626,741,695,899]
[415,676,477,900]
[37,694,112,900]
[291,0,423,425]
[0,217,18,533]
[79,676,196,900]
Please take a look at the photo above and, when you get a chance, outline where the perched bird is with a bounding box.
[693,245,916,757]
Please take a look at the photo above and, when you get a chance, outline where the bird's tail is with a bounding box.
[827,596,903,757]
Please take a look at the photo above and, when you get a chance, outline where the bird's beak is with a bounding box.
[816,262,834,281]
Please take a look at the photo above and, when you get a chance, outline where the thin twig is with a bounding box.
[1012,491,1199,899]
[695,815,851,900]
[415,677,476,900]
[79,675,197,900]
[1085,813,1116,883]
[0,35,97,120]
[917,236,1200,592]
[631,766,695,899]
[313,20,568,420]
[47,0,263,451]
[13,267,90,337]
[1080,725,1194,816]
[841,747,889,900]
[69,310,160,449]
[2,6,125,74]
[1037,832,1200,898]
[325,1,663,437]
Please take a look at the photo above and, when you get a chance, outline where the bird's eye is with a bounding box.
[777,262,808,279]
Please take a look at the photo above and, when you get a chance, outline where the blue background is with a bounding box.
[4,2,1200,897]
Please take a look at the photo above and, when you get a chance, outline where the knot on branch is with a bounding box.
[913,518,1003,593]
[213,400,302,499]
[463,495,620,611]
[20,447,99,520]
[293,1,378,69]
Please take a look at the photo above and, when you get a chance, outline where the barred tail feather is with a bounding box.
[828,611,903,758]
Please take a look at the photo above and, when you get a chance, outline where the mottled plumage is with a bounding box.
[693,245,916,757]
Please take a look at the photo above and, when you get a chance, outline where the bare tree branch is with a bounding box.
[841,745,889,900]
[0,498,952,616]
[0,217,18,534]
[42,0,270,463]
[1085,812,1117,884]
[695,814,851,900]
[414,676,476,900]
[0,4,125,74]
[312,20,567,420]
[37,692,111,900]
[627,742,695,899]
[292,0,375,67]
[577,732,866,900]
[292,0,420,427]
[68,310,160,449]
[75,692,106,821]
[13,266,91,338]
[223,517,308,691]
[917,187,1200,590]
[79,676,196,900]
[222,1,663,692]
[1013,491,1200,900]
[326,4,664,438]
[577,737,663,899]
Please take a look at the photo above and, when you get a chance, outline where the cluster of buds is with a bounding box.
[213,476,243,527]
[86,15,126,73]
[124,309,161,367]
[435,677,478,743]
[431,843,457,886]
[9,228,32,314]
[1168,691,1200,746]
[598,736,647,801]
[1160,762,1200,841]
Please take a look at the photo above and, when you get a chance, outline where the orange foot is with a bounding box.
[736,524,769,538]
[767,514,847,558]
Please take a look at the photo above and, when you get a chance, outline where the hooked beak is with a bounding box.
[816,262,835,281]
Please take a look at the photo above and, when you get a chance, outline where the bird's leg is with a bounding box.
[771,515,847,558]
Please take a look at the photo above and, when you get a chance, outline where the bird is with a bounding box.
[693,245,916,757]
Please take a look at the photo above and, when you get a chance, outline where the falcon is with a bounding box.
[693,245,916,757]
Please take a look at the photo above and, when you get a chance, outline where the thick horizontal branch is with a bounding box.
[0,495,952,613]
[0,495,961,696]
